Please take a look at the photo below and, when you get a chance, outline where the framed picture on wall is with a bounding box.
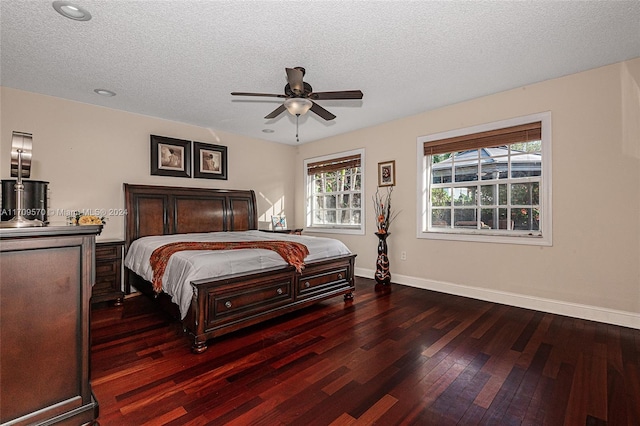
[378,160,396,187]
[193,142,228,180]
[150,135,191,178]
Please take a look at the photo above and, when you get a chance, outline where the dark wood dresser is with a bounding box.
[94,240,124,305]
[0,225,100,426]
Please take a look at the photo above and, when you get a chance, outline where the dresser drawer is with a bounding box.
[207,278,294,327]
[297,267,351,300]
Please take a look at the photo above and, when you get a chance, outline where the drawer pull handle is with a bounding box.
[337,273,343,279]
[305,281,310,288]
[277,288,283,295]
[225,301,232,308]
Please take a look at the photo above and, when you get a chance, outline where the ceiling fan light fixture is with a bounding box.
[284,98,312,116]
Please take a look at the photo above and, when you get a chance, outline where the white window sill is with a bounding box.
[418,230,552,246]
[306,226,364,236]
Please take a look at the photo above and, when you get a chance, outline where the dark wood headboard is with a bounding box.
[124,184,258,250]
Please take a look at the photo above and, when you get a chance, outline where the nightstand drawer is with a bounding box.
[96,260,118,277]
[95,244,120,259]
[93,240,124,305]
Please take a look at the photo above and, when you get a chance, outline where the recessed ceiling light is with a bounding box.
[262,129,275,133]
[52,1,91,21]
[94,89,116,97]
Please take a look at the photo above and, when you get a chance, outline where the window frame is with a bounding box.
[416,112,552,246]
[304,148,365,235]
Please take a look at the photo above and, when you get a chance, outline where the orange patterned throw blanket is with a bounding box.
[149,241,309,293]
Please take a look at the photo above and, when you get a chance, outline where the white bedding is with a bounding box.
[124,230,352,319]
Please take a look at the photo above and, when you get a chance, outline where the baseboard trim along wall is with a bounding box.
[354,268,640,330]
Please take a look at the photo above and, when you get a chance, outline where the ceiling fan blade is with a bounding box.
[286,68,304,95]
[231,92,287,98]
[310,90,364,100]
[310,101,336,121]
[264,104,286,119]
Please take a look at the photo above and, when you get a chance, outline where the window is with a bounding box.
[305,149,365,235]
[417,112,552,245]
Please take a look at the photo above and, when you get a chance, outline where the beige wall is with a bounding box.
[297,58,640,325]
[0,87,296,241]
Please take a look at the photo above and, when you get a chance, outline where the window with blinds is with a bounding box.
[304,149,365,234]
[417,112,552,245]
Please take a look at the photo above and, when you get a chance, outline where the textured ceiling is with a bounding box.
[1,1,639,145]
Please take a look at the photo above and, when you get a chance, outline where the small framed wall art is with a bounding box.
[378,160,396,187]
[271,215,287,230]
[150,135,191,178]
[193,142,228,180]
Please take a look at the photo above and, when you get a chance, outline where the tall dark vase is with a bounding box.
[374,232,391,292]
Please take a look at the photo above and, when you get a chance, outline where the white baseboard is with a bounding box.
[354,267,640,330]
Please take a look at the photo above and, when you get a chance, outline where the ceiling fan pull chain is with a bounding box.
[296,114,300,143]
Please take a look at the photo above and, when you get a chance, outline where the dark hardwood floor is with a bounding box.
[90,277,640,425]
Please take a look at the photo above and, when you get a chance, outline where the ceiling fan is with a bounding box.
[231,67,363,121]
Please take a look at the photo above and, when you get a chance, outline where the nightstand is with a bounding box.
[260,228,303,235]
[94,239,124,305]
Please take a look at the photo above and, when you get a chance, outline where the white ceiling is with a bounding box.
[1,1,639,145]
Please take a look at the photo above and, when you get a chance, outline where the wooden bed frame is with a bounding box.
[123,183,356,353]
